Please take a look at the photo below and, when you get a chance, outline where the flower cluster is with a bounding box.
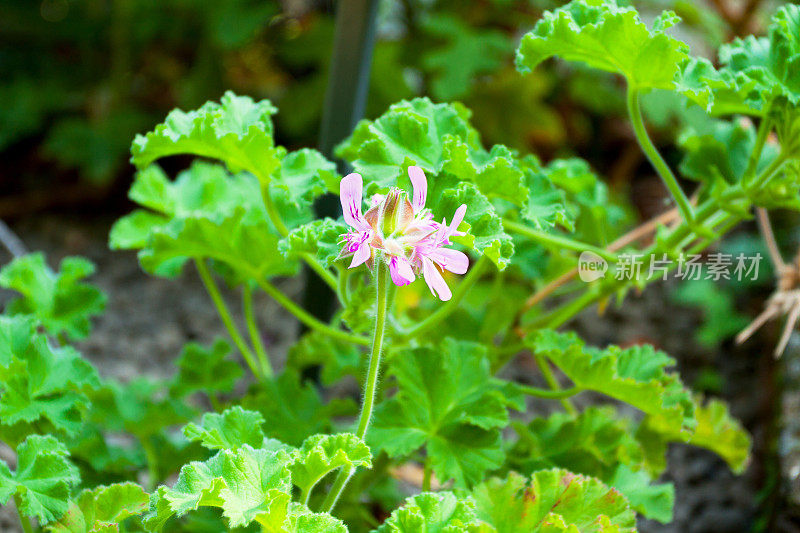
[339,166,468,301]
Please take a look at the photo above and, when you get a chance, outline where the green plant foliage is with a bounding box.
[279,218,349,270]
[48,482,149,532]
[371,339,520,487]
[169,339,243,398]
[183,406,266,451]
[290,433,371,499]
[0,316,100,436]
[0,435,80,525]
[0,253,106,341]
[531,330,695,435]
[471,470,636,532]
[516,0,688,91]
[287,330,362,386]
[671,279,749,348]
[373,491,485,532]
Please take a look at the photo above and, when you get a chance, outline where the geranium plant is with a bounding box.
[3,0,799,531]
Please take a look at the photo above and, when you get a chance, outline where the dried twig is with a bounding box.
[0,219,27,258]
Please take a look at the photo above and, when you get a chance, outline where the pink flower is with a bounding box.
[339,166,469,301]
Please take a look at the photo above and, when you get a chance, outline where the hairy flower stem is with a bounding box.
[195,258,263,381]
[322,264,390,513]
[533,352,576,414]
[627,86,695,225]
[243,284,273,378]
[14,495,33,533]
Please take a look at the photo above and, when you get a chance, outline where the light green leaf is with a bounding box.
[636,397,750,476]
[371,339,517,487]
[0,253,106,341]
[183,406,266,451]
[0,435,79,525]
[531,330,695,435]
[472,470,636,533]
[169,338,242,398]
[374,491,485,532]
[278,218,349,270]
[291,433,371,498]
[516,0,688,91]
[145,446,293,530]
[47,482,149,533]
[607,465,673,524]
[287,330,362,385]
[0,318,100,435]
[131,91,280,182]
[274,148,338,207]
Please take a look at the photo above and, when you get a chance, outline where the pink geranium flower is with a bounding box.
[339,166,469,301]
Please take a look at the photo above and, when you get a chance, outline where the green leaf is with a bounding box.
[241,371,356,447]
[111,162,297,280]
[291,433,371,498]
[510,407,644,481]
[371,339,517,487]
[47,482,149,533]
[0,317,100,435]
[607,466,673,525]
[531,330,695,435]
[145,446,293,530]
[183,406,266,451]
[678,5,800,115]
[472,470,636,533]
[261,502,349,533]
[274,148,338,208]
[516,0,688,91]
[169,339,243,398]
[374,491,485,532]
[278,218,349,270]
[636,397,750,476]
[131,91,280,182]
[421,14,512,100]
[0,435,79,525]
[670,279,749,348]
[0,253,106,340]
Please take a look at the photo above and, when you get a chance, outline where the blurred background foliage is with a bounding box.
[0,0,788,218]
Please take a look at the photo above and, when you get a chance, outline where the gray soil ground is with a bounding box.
[0,212,790,532]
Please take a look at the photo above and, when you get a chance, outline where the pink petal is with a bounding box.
[340,173,370,231]
[422,258,452,301]
[429,248,469,275]
[389,256,415,286]
[349,241,371,269]
[448,204,467,236]
[408,166,428,213]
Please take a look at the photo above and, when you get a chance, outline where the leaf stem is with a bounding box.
[401,255,489,340]
[533,351,576,414]
[255,277,370,346]
[194,258,263,380]
[422,459,432,492]
[243,284,273,378]
[321,263,390,512]
[626,86,694,225]
[13,495,33,533]
[503,220,618,262]
[518,384,583,399]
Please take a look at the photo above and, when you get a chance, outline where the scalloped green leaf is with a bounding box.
[374,491,485,532]
[144,446,293,531]
[278,218,349,269]
[371,339,518,487]
[169,338,242,398]
[183,406,266,451]
[472,470,636,533]
[287,330,362,386]
[516,0,688,91]
[131,91,280,182]
[0,435,80,525]
[636,397,750,476]
[47,482,149,533]
[531,330,695,435]
[607,465,673,525]
[0,253,106,341]
[0,317,100,435]
[291,433,371,498]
